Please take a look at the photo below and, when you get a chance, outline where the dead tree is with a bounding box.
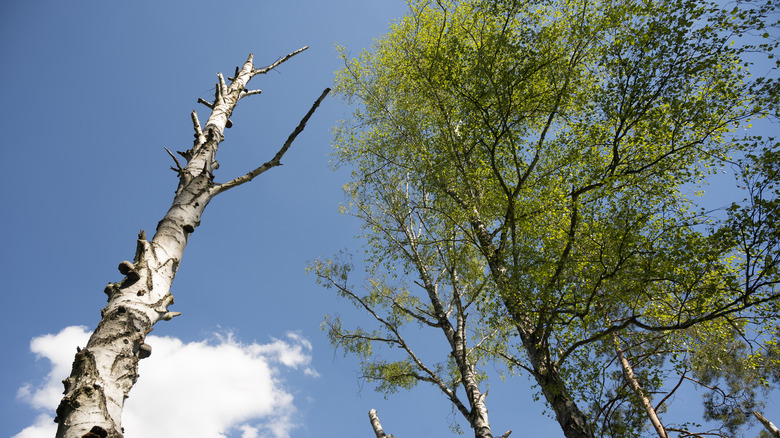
[54,48,330,438]
[369,409,393,438]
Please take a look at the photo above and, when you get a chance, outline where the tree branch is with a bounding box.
[753,411,780,437]
[164,147,184,173]
[251,46,309,76]
[239,89,263,100]
[392,300,440,327]
[217,73,228,99]
[190,110,205,148]
[197,97,214,109]
[213,87,330,195]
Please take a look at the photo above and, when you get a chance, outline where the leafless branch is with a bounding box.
[228,66,239,82]
[239,89,263,100]
[217,73,228,98]
[251,46,309,76]
[655,368,688,413]
[213,87,330,195]
[190,110,205,147]
[164,147,184,173]
[197,97,214,109]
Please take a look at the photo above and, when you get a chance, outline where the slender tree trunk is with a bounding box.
[54,50,329,438]
[416,274,494,438]
[452,318,493,438]
[401,214,496,438]
[612,333,669,438]
[754,411,780,438]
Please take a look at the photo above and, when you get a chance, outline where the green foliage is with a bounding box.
[692,326,780,435]
[326,0,779,435]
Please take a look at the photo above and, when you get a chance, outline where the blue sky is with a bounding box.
[0,1,776,437]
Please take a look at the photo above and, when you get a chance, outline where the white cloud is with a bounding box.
[14,326,318,438]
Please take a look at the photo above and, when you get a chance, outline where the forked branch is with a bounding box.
[164,147,184,173]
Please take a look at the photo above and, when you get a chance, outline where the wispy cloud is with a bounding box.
[14,326,317,438]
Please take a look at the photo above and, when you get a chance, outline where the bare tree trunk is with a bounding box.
[54,49,329,438]
[612,333,669,438]
[754,411,780,438]
[369,409,393,438]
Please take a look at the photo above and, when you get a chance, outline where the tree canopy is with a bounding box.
[318,0,780,436]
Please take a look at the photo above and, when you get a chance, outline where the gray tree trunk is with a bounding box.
[54,49,329,438]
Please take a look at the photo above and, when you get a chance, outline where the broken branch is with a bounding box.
[240,89,263,100]
[368,409,393,438]
[217,73,228,97]
[191,110,205,147]
[197,98,214,109]
[228,66,240,82]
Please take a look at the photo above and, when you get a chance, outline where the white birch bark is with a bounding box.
[54,49,329,438]
[368,409,393,438]
[317,184,499,438]
[612,333,669,438]
[754,411,780,438]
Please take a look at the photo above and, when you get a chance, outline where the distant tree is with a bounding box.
[55,49,329,438]
[325,0,779,437]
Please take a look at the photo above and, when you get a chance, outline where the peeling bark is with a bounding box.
[55,50,329,438]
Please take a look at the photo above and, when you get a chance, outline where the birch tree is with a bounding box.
[328,0,779,436]
[54,49,330,438]
[311,169,512,438]
[581,142,780,437]
[369,409,394,438]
